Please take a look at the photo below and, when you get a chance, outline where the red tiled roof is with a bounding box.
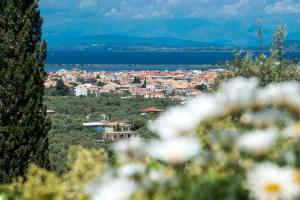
[131,87,151,95]
[141,107,164,113]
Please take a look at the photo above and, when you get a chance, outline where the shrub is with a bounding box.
[5,78,300,199]
[0,146,108,200]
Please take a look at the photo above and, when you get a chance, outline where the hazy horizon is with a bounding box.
[40,0,300,46]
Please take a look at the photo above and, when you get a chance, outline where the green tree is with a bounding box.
[0,0,50,182]
[214,24,299,88]
[96,81,105,87]
[132,77,141,84]
[256,19,264,55]
[142,78,147,88]
[76,77,85,84]
[54,79,70,96]
[271,24,287,63]
[194,84,208,92]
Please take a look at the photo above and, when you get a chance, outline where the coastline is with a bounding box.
[45,64,223,72]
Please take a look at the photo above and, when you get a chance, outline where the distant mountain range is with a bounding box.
[286,40,300,49]
[47,34,300,51]
[48,35,237,47]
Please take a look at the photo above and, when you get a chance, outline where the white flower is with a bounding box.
[114,138,146,163]
[149,96,218,139]
[246,163,299,200]
[148,137,201,165]
[235,129,277,155]
[283,122,300,138]
[90,178,137,200]
[185,96,221,121]
[148,170,164,183]
[216,77,258,108]
[149,78,258,140]
[146,169,173,185]
[241,109,292,127]
[118,163,146,178]
[149,107,199,139]
[257,82,300,109]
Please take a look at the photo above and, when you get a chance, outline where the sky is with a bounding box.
[40,0,300,45]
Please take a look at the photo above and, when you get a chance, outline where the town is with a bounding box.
[45,68,224,101]
[45,68,224,143]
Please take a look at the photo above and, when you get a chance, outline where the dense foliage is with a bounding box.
[0,0,50,183]
[0,145,108,200]
[3,78,300,200]
[194,84,208,92]
[46,80,71,96]
[44,95,178,173]
[215,25,300,88]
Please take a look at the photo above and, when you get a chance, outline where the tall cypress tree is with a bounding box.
[0,0,50,183]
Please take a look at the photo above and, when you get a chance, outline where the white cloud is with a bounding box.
[265,0,300,14]
[79,0,95,9]
[132,13,145,19]
[189,9,205,18]
[151,9,173,18]
[105,8,119,16]
[154,0,179,6]
[168,0,179,6]
[154,0,163,5]
[217,0,250,16]
[199,0,211,3]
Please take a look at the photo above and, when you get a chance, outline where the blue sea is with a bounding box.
[45,51,300,72]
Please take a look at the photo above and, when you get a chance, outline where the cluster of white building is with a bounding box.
[46,68,224,99]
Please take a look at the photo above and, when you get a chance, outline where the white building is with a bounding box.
[75,84,101,97]
[102,82,120,92]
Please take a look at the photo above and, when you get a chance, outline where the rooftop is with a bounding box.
[141,107,164,113]
[46,109,56,114]
[106,121,130,127]
[82,122,107,127]
[104,131,139,134]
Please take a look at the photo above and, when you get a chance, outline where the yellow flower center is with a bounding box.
[294,122,300,134]
[265,182,282,194]
[294,170,300,184]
